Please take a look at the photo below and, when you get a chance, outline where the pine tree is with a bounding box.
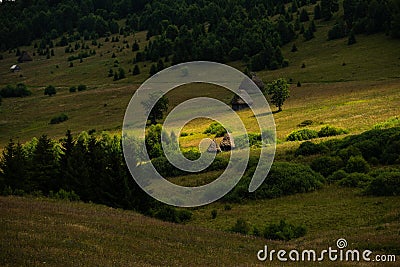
[314,4,322,20]
[108,69,113,77]
[149,64,157,76]
[300,9,310,22]
[0,140,29,192]
[157,59,165,72]
[29,135,59,193]
[118,68,126,79]
[310,20,317,32]
[132,40,140,51]
[133,65,140,75]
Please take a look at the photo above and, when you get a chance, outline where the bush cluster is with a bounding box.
[263,220,307,241]
[203,122,227,137]
[287,129,318,141]
[50,113,68,124]
[49,189,80,201]
[287,125,348,141]
[154,206,192,223]
[0,83,31,98]
[296,127,400,196]
[225,162,324,202]
[230,218,307,241]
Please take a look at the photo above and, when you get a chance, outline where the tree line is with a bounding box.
[0,131,192,223]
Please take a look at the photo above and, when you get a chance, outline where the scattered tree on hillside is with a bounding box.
[77,84,87,91]
[132,40,140,51]
[267,78,290,112]
[303,26,315,41]
[118,68,126,79]
[133,65,140,75]
[300,9,309,22]
[314,4,322,20]
[149,64,157,76]
[44,85,56,96]
[321,0,339,21]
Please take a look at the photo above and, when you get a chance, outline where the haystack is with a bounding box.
[220,133,235,151]
[207,139,221,153]
[18,51,33,63]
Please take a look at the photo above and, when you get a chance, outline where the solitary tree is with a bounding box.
[267,78,290,112]
[44,85,56,96]
[141,92,169,125]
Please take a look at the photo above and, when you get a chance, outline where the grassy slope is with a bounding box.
[0,16,400,147]
[1,189,399,266]
[0,196,264,266]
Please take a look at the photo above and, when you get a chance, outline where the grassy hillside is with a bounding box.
[1,188,399,266]
[1,16,400,148]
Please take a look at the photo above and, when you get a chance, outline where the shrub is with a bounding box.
[235,130,275,149]
[373,117,400,130]
[69,86,76,93]
[338,173,371,188]
[211,209,217,219]
[328,170,348,183]
[318,126,348,138]
[203,122,227,137]
[77,84,87,91]
[263,220,307,241]
[231,218,250,234]
[154,206,192,223]
[353,140,381,162]
[364,172,400,196]
[345,156,370,174]
[44,85,56,96]
[50,113,69,124]
[381,138,400,165]
[310,156,344,177]
[295,141,328,156]
[337,146,362,162]
[50,189,80,201]
[287,129,319,141]
[67,51,90,61]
